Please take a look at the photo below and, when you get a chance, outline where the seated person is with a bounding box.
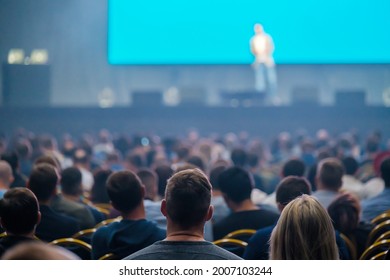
[27,163,80,241]
[0,188,41,257]
[243,177,349,260]
[270,195,339,259]
[91,170,166,259]
[51,167,101,229]
[2,242,79,260]
[124,169,241,260]
[213,166,279,240]
[328,192,373,257]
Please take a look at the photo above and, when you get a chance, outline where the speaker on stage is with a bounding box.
[335,90,366,106]
[2,64,51,106]
[131,90,163,107]
[291,86,319,106]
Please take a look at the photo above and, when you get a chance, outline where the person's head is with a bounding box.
[28,163,59,203]
[316,158,344,191]
[327,192,361,234]
[270,195,339,260]
[230,148,247,168]
[34,154,61,171]
[209,165,227,191]
[106,170,144,214]
[281,158,305,177]
[0,152,19,172]
[125,152,144,172]
[90,169,113,204]
[61,167,82,196]
[218,166,253,206]
[0,160,14,187]
[380,157,390,187]
[154,164,174,198]
[162,169,212,230]
[137,168,158,200]
[186,155,206,172]
[1,242,80,260]
[72,148,90,166]
[341,156,359,176]
[254,23,264,34]
[275,176,312,212]
[0,188,40,235]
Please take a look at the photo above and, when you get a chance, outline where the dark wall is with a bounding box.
[1,0,390,107]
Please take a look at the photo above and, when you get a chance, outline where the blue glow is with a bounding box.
[108,0,390,64]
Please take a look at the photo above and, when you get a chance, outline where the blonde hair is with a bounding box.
[270,195,339,260]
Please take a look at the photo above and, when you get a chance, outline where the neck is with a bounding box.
[6,230,35,239]
[62,193,80,202]
[165,223,205,242]
[230,199,258,212]
[121,204,146,220]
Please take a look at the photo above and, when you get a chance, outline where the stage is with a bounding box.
[1,105,389,141]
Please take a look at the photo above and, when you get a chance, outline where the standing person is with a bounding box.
[250,23,277,104]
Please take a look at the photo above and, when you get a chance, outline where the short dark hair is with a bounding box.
[380,157,390,187]
[0,188,40,235]
[218,166,253,203]
[209,165,227,191]
[276,176,312,206]
[327,192,360,234]
[106,171,143,213]
[317,158,344,191]
[28,163,58,202]
[0,152,18,171]
[231,148,247,167]
[165,169,211,229]
[187,155,205,171]
[282,158,305,177]
[61,167,82,196]
[342,156,359,175]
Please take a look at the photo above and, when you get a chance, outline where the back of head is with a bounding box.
[0,152,18,171]
[327,192,360,234]
[0,188,39,235]
[342,156,359,176]
[380,157,390,187]
[165,169,211,229]
[0,160,13,186]
[28,163,58,202]
[90,169,112,203]
[154,164,174,198]
[137,168,158,200]
[276,176,312,206]
[282,158,305,177]
[61,167,82,196]
[106,170,143,213]
[218,166,252,203]
[270,195,338,260]
[1,242,80,260]
[316,158,344,191]
[209,165,227,191]
[34,154,61,171]
[186,155,206,172]
[230,148,247,168]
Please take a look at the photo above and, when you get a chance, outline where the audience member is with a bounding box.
[328,192,373,257]
[90,169,112,204]
[1,242,80,260]
[270,195,339,259]
[27,163,80,241]
[208,165,230,224]
[1,152,27,188]
[341,156,365,199]
[51,167,101,229]
[312,158,344,208]
[0,188,40,257]
[361,157,390,222]
[0,160,14,198]
[124,169,241,260]
[213,166,279,240]
[91,170,165,259]
[73,148,94,192]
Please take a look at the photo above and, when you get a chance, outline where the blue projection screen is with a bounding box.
[108,0,390,65]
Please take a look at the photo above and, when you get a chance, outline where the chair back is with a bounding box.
[213,238,248,257]
[359,239,390,260]
[49,238,92,260]
[339,233,358,260]
[366,220,390,247]
[223,229,256,242]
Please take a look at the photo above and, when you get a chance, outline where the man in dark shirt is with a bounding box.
[213,166,279,240]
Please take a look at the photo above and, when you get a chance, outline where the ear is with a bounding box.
[205,205,214,222]
[36,211,42,226]
[160,199,167,217]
